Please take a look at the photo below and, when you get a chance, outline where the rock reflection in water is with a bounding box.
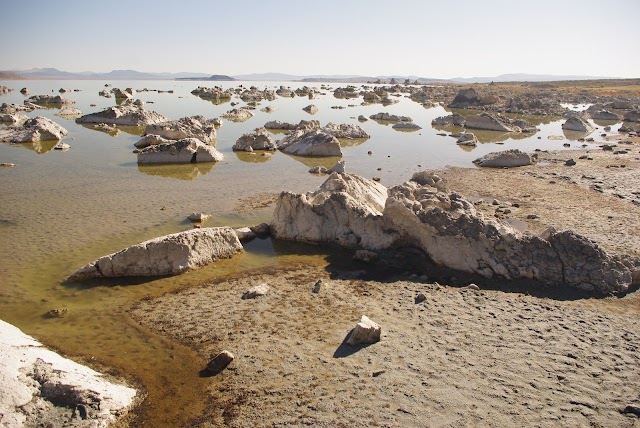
[235,151,274,163]
[284,153,343,170]
[562,128,593,141]
[337,137,369,148]
[12,140,58,154]
[137,162,216,180]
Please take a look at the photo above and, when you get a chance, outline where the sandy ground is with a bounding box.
[129,134,640,427]
[131,265,640,428]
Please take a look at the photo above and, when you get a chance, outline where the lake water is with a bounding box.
[0,79,619,426]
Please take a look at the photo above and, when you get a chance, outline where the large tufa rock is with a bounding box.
[322,123,369,139]
[270,172,397,249]
[112,87,134,99]
[278,130,343,157]
[264,120,297,130]
[76,100,169,126]
[68,227,242,281]
[271,172,635,294]
[431,113,466,127]
[137,138,223,164]
[26,95,73,106]
[589,110,619,121]
[0,319,136,427]
[233,128,276,151]
[464,113,537,133]
[562,116,594,133]
[622,110,640,122]
[144,116,217,143]
[382,179,632,294]
[191,86,233,101]
[448,88,488,108]
[473,149,535,168]
[0,116,68,143]
[346,315,381,345]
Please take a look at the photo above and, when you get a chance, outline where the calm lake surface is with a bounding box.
[0,79,617,426]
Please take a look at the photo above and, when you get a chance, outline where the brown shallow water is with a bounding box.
[0,79,623,425]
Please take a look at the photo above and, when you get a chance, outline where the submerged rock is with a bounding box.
[0,319,136,427]
[233,128,276,151]
[278,130,343,157]
[562,116,594,133]
[0,117,68,143]
[55,105,82,118]
[68,227,243,281]
[145,116,217,143]
[137,138,223,164]
[76,100,169,126]
[473,149,535,168]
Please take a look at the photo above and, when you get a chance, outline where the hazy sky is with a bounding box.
[2,0,638,78]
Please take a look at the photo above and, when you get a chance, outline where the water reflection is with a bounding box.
[11,140,58,154]
[137,162,216,180]
[235,151,274,163]
[284,153,343,169]
[592,119,620,128]
[79,123,121,137]
[562,128,593,141]
[337,137,369,148]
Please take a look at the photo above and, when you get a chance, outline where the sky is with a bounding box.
[1,0,639,79]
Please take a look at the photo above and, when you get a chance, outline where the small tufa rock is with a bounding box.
[346,315,381,346]
[233,227,256,242]
[565,159,576,166]
[188,212,210,222]
[250,223,270,237]
[242,283,270,300]
[44,308,69,318]
[312,279,323,294]
[466,284,480,291]
[206,350,234,375]
[415,293,427,304]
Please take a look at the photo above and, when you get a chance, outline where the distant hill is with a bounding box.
[450,73,618,83]
[0,68,624,83]
[176,74,235,81]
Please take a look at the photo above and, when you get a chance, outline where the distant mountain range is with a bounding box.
[0,68,621,83]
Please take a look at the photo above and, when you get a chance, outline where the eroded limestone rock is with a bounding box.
[0,117,68,143]
[68,227,242,281]
[322,123,369,139]
[0,319,136,427]
[76,100,169,126]
[144,116,217,143]
[278,130,343,157]
[473,149,535,168]
[346,315,381,345]
[137,138,223,164]
[233,128,276,151]
[562,116,594,133]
